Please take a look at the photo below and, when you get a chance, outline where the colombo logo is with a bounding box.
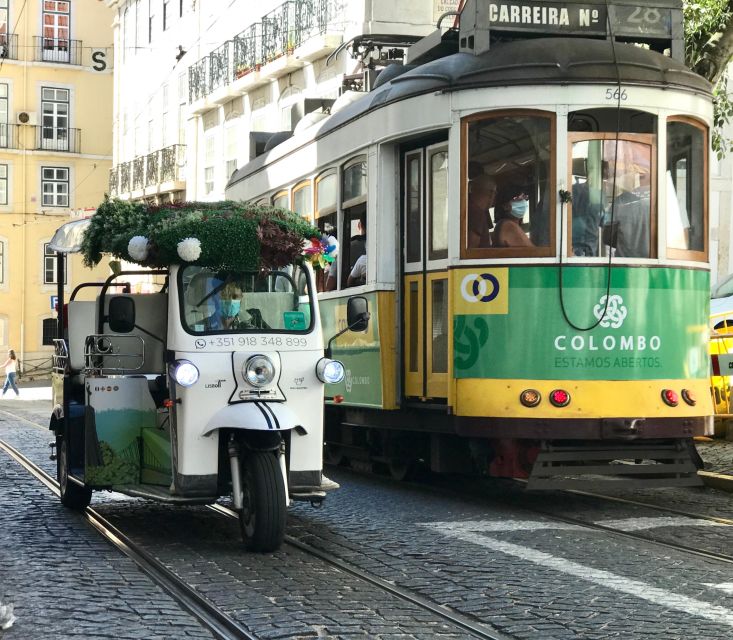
[460,273,500,303]
[593,294,627,329]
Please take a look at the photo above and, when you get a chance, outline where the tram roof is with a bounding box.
[228,38,711,187]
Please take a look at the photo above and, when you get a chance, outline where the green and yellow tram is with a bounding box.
[226,0,712,488]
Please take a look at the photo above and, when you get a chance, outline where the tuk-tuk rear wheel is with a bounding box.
[239,450,286,552]
[58,436,92,510]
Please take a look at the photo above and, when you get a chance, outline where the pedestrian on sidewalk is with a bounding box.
[1,349,19,397]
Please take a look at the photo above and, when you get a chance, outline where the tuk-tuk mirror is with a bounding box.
[108,296,136,333]
[346,296,369,332]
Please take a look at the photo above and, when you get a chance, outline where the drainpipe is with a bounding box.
[19,4,30,367]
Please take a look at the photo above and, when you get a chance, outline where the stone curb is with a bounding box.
[698,470,733,492]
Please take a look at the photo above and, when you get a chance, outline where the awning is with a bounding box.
[48,217,92,254]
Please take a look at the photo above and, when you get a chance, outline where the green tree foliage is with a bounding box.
[684,0,733,157]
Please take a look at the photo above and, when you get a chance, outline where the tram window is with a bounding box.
[340,157,368,289]
[431,278,448,374]
[429,150,448,261]
[343,158,366,204]
[292,181,313,220]
[463,112,554,256]
[569,135,653,258]
[272,190,289,209]
[667,119,706,258]
[316,171,337,213]
[405,152,422,264]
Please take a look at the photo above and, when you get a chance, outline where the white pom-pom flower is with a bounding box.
[177,237,202,262]
[128,236,149,261]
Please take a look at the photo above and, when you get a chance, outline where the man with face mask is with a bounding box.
[493,186,534,248]
[203,281,252,330]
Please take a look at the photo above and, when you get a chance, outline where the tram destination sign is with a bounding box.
[486,2,674,39]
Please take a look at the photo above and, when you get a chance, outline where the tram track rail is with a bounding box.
[0,438,258,640]
[208,504,508,640]
[0,409,509,640]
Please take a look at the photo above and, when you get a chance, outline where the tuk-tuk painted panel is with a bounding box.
[85,377,156,485]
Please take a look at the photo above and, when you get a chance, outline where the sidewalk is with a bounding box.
[0,379,52,401]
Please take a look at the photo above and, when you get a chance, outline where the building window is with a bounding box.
[42,318,56,346]
[0,1,8,41]
[42,167,69,207]
[148,2,154,43]
[43,242,67,285]
[163,0,170,30]
[0,164,8,205]
[204,135,215,194]
[41,87,70,151]
[0,239,5,284]
[42,1,70,63]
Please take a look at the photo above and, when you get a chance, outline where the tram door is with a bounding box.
[402,143,449,400]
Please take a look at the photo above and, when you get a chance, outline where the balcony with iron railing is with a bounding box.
[110,145,186,200]
[109,165,119,196]
[35,126,81,153]
[0,34,19,61]
[189,0,342,107]
[0,123,21,150]
[33,37,83,65]
[132,156,145,191]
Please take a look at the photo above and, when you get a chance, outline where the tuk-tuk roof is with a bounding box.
[48,218,92,254]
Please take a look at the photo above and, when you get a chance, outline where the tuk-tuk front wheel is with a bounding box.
[239,450,286,552]
[57,436,92,510]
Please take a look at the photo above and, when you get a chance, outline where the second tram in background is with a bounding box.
[227,0,713,489]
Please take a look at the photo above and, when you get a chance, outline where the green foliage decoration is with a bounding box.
[81,198,319,270]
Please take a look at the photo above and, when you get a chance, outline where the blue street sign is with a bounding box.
[51,295,58,311]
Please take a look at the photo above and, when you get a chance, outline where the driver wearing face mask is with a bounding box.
[203,282,252,330]
[493,187,534,248]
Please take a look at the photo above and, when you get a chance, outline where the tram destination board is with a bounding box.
[484,1,677,39]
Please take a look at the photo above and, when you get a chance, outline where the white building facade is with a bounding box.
[104,0,452,205]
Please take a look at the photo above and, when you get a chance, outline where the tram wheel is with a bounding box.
[239,450,286,552]
[57,436,92,510]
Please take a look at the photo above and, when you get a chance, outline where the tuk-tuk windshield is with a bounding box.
[179,265,312,334]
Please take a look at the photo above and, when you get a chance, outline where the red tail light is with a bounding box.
[661,389,679,407]
[549,389,570,407]
[333,395,344,404]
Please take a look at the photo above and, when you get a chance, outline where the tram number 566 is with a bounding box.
[605,88,628,102]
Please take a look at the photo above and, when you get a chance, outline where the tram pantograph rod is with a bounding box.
[0,440,258,640]
[208,504,510,640]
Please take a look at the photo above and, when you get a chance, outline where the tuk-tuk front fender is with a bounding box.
[202,401,304,437]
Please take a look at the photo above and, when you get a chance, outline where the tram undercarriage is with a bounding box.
[324,407,705,490]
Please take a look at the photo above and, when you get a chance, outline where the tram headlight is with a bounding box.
[170,360,199,387]
[316,358,345,384]
[244,355,276,387]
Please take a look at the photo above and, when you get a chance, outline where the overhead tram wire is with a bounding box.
[557,0,622,332]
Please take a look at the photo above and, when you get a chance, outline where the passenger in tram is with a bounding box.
[493,186,534,248]
[347,253,367,287]
[467,173,497,248]
[603,171,651,258]
[571,178,605,256]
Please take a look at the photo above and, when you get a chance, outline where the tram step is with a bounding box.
[526,443,703,491]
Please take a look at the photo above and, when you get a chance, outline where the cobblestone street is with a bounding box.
[2,390,733,639]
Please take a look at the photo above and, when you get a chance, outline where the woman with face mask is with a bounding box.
[493,186,534,248]
[203,281,252,330]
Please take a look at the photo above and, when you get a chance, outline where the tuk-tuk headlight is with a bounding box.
[244,355,276,387]
[316,358,345,384]
[170,360,199,387]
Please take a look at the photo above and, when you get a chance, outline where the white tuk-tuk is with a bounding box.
[48,203,367,551]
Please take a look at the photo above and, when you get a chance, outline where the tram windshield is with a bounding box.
[179,265,312,334]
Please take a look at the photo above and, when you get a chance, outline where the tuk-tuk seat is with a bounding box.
[67,301,98,373]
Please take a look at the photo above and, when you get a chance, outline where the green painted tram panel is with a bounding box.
[453,266,709,381]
